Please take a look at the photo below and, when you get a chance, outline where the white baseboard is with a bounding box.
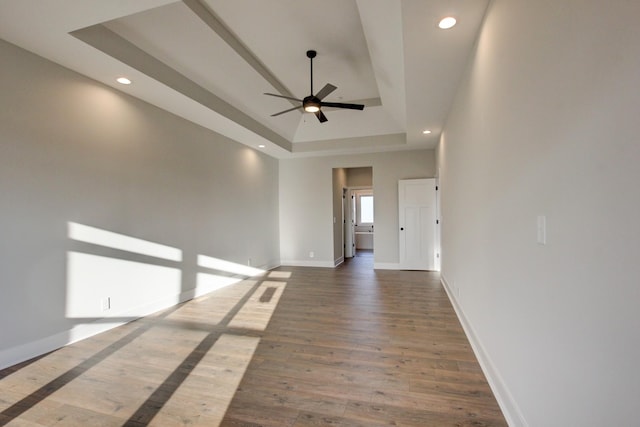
[0,265,283,371]
[373,262,401,270]
[0,292,187,370]
[334,256,344,267]
[0,328,75,371]
[440,274,528,427]
[259,260,281,272]
[280,259,335,268]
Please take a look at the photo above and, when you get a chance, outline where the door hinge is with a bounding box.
[435,185,438,191]
[436,219,439,224]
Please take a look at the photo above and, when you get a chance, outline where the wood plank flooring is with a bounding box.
[0,251,507,426]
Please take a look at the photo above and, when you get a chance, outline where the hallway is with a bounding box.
[0,259,506,426]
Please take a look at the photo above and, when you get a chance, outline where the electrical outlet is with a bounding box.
[247,258,252,266]
[309,251,315,258]
[101,297,111,312]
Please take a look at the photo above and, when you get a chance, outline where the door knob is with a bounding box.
[400,227,404,231]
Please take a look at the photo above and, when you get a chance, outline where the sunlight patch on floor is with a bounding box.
[228,281,287,331]
[152,334,260,426]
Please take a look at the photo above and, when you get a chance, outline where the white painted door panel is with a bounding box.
[399,179,436,270]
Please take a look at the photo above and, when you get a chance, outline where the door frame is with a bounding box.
[344,185,374,258]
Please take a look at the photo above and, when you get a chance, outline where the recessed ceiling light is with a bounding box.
[116,77,132,85]
[438,16,457,29]
[422,130,432,134]
[258,144,266,148]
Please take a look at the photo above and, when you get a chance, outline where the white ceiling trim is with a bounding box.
[71,0,411,157]
[0,0,490,159]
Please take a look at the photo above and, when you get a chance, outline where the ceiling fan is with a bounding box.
[264,50,365,123]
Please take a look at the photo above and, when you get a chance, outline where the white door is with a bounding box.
[399,179,436,270]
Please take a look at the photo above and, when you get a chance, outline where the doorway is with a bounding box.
[332,167,373,265]
[351,188,374,256]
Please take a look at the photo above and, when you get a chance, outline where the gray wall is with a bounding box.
[0,39,280,368]
[438,1,640,425]
[346,167,372,187]
[280,150,435,267]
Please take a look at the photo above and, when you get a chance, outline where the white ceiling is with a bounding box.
[0,0,489,159]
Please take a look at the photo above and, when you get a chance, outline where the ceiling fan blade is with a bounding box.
[264,92,302,102]
[320,101,365,110]
[271,105,303,117]
[315,110,328,123]
[315,83,337,100]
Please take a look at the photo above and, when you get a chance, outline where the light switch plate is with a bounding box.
[537,215,546,245]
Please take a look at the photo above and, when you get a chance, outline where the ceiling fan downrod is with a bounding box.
[307,50,316,96]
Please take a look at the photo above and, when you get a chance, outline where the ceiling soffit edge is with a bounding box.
[182,0,298,109]
[70,23,293,152]
[293,132,406,153]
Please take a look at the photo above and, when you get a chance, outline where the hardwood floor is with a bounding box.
[0,251,506,426]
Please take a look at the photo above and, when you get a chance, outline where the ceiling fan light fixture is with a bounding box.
[303,97,321,113]
[438,16,457,29]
